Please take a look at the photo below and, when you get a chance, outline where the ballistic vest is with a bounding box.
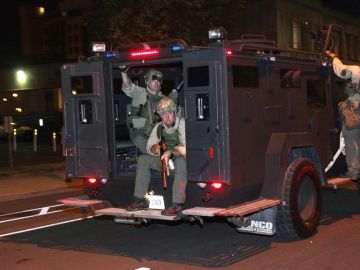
[157,125,180,151]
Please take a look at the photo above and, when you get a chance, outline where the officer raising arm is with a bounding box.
[127,97,187,216]
[327,51,360,189]
[121,68,165,153]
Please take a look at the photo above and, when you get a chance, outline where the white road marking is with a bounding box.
[0,204,64,217]
[0,215,100,238]
[39,207,50,215]
[0,207,78,224]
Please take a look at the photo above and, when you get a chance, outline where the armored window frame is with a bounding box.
[232,65,259,88]
[71,75,93,95]
[280,69,301,88]
[306,79,326,107]
[187,65,209,87]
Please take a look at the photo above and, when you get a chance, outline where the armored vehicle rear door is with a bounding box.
[183,50,229,184]
[61,61,109,179]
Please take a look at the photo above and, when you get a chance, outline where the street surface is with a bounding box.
[0,185,359,270]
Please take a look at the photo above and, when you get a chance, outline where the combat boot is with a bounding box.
[161,203,183,216]
[126,197,149,211]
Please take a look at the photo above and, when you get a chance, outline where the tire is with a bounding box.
[277,158,322,238]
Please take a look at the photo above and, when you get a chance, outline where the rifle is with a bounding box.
[159,136,168,189]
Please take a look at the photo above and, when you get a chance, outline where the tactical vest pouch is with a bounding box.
[342,108,360,129]
[126,104,146,129]
[132,117,146,129]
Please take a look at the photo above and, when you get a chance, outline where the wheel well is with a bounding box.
[261,133,323,199]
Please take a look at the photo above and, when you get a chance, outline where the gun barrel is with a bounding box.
[161,160,168,189]
[159,136,167,189]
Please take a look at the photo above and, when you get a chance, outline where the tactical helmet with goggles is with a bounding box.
[145,69,163,83]
[157,97,177,116]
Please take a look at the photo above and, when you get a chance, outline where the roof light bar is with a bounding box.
[130,49,160,58]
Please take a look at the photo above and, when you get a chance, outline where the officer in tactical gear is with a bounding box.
[121,68,178,153]
[327,51,360,190]
[127,97,187,216]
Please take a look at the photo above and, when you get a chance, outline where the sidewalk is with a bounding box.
[0,162,83,202]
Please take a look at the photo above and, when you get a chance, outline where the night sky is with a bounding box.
[0,0,358,61]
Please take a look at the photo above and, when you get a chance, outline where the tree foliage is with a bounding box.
[84,0,247,47]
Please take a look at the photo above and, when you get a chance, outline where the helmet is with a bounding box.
[157,97,177,116]
[145,69,163,82]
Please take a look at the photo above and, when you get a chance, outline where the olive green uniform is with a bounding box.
[341,84,360,179]
[122,82,163,153]
[133,117,187,204]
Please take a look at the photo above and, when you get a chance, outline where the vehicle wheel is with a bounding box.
[277,158,322,238]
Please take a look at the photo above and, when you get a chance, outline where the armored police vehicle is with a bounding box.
[59,28,353,238]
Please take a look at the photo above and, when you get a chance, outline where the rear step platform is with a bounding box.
[326,177,352,189]
[58,197,281,221]
[95,208,177,221]
[215,198,280,217]
[57,197,113,211]
[58,198,104,207]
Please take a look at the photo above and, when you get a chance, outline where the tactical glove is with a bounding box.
[119,65,130,73]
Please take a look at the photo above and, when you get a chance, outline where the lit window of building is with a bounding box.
[37,7,45,16]
[292,21,301,49]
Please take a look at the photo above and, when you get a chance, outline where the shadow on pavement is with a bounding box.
[4,187,359,268]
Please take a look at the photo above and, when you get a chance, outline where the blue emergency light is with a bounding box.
[104,52,116,58]
[170,44,184,52]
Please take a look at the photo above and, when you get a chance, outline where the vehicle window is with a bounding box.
[79,100,93,124]
[232,65,259,88]
[113,78,125,95]
[71,76,93,94]
[280,69,301,88]
[307,79,326,107]
[187,66,209,87]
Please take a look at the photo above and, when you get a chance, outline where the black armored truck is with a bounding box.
[59,28,355,238]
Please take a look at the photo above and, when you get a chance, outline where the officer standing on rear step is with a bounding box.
[127,97,187,216]
[327,51,360,195]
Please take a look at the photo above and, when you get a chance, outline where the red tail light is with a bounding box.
[130,49,160,58]
[209,146,214,159]
[211,182,223,189]
[87,177,97,184]
[226,49,233,56]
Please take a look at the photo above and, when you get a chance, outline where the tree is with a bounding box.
[83,0,247,47]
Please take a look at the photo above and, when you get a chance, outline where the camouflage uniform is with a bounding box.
[123,82,163,153]
[122,69,178,153]
[332,55,360,179]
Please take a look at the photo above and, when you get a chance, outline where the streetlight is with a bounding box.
[16,70,27,85]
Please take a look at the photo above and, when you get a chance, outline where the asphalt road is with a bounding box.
[0,184,359,270]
